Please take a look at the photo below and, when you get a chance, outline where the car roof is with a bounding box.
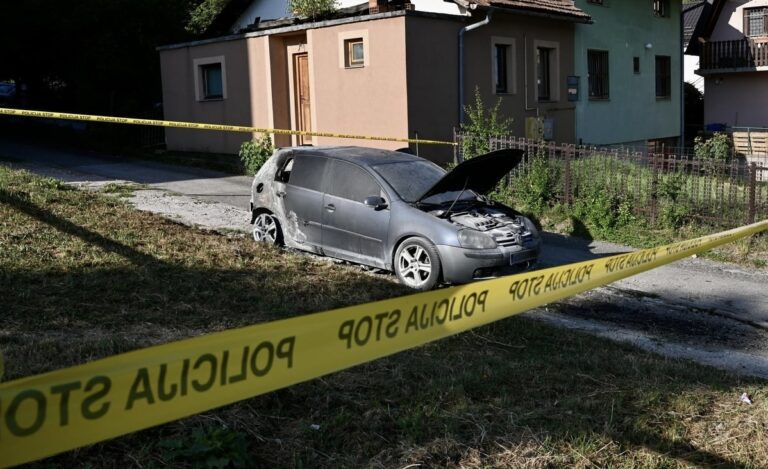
[278,146,424,167]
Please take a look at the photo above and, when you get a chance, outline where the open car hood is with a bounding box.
[416,148,526,203]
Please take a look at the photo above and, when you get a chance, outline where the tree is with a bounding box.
[0,0,224,116]
[288,0,340,19]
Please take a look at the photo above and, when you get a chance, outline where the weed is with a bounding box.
[156,426,249,468]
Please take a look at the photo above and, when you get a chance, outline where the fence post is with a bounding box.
[650,153,659,225]
[748,162,757,225]
[453,128,461,165]
[564,144,573,205]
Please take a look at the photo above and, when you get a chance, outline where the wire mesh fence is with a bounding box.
[454,130,768,228]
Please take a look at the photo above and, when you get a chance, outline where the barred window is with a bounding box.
[745,8,768,37]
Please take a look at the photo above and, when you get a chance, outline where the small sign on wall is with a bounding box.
[567,75,580,102]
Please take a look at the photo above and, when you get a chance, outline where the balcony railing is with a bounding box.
[700,39,768,71]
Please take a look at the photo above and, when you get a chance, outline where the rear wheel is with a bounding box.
[394,237,441,290]
[252,212,283,245]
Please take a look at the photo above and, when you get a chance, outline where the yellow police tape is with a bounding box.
[1,220,767,467]
[0,107,457,147]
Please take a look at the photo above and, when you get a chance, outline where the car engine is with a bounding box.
[434,206,535,247]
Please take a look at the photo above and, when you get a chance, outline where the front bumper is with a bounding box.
[436,242,540,284]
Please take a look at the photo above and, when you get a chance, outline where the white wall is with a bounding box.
[711,0,768,40]
[685,54,704,92]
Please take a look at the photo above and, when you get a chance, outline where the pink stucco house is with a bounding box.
[688,0,768,129]
[158,0,590,162]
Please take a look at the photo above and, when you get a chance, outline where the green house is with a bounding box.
[573,0,682,148]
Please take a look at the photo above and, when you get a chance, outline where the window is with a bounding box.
[201,63,223,99]
[345,38,364,68]
[287,156,328,192]
[633,56,640,74]
[653,0,669,18]
[338,30,369,69]
[327,161,380,202]
[655,55,671,99]
[194,56,227,101]
[587,50,609,99]
[495,44,509,93]
[537,47,553,101]
[745,7,768,37]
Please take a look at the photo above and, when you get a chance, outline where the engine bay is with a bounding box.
[430,205,534,247]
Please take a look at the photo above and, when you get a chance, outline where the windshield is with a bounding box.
[372,160,478,205]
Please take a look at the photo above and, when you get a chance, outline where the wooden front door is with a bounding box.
[293,53,312,145]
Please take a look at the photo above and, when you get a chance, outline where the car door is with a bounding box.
[321,160,390,267]
[280,155,328,248]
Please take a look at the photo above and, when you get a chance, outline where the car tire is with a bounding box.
[394,237,442,291]
[252,212,283,246]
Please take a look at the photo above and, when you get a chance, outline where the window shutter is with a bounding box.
[744,9,749,36]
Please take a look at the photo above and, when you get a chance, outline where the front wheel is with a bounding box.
[252,212,283,245]
[394,237,442,291]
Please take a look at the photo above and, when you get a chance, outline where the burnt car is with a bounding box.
[249,146,540,290]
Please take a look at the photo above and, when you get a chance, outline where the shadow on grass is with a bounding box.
[1,188,762,468]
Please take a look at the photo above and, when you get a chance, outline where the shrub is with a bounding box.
[460,86,513,159]
[512,145,559,213]
[239,134,274,175]
[694,132,731,161]
[694,132,731,177]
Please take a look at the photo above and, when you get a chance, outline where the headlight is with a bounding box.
[522,217,540,239]
[458,229,498,249]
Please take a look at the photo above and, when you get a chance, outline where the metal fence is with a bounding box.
[454,131,768,227]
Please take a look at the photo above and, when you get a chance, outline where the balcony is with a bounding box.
[699,39,768,74]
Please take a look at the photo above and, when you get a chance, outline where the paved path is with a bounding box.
[3,138,768,377]
[0,139,252,209]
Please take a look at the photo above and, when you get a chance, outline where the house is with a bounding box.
[158,0,590,162]
[687,0,768,129]
[571,0,682,148]
[683,0,706,93]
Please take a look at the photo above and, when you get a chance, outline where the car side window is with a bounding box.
[286,155,327,191]
[275,157,294,183]
[327,160,382,202]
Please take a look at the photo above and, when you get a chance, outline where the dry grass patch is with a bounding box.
[1,166,767,468]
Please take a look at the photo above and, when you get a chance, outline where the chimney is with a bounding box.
[369,0,388,14]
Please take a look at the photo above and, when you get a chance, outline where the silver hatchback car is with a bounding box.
[250,146,541,290]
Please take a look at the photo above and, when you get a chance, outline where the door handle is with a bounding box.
[276,191,286,198]
[325,203,336,212]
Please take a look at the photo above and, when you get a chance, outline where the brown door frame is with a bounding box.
[292,52,312,145]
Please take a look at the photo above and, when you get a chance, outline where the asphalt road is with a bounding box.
[3,138,768,377]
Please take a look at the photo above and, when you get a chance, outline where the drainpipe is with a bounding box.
[680,5,686,148]
[459,8,495,124]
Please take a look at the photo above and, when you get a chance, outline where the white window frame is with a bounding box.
[491,36,517,95]
[193,56,227,101]
[338,30,370,69]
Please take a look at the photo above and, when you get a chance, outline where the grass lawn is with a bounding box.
[2,165,767,467]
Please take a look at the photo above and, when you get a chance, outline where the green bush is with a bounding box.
[694,132,731,161]
[239,134,274,175]
[460,86,513,159]
[512,146,559,212]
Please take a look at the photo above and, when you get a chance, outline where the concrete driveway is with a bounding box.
[2,138,767,377]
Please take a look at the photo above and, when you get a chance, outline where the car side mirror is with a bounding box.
[364,196,388,210]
